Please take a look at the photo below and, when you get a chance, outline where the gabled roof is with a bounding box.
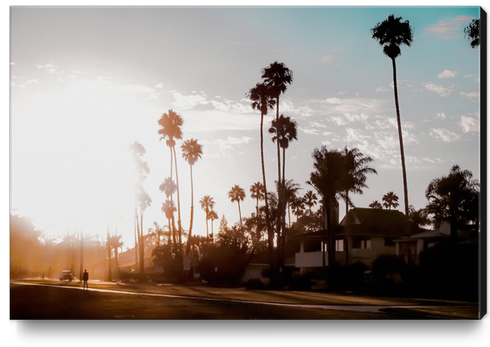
[338,207,409,237]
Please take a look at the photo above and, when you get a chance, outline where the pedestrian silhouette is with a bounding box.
[82,269,89,289]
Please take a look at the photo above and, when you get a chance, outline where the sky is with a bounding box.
[9,6,481,251]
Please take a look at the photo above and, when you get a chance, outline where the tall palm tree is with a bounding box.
[290,195,305,224]
[199,195,215,238]
[340,146,377,214]
[371,15,413,216]
[382,191,400,210]
[247,82,276,266]
[250,182,265,217]
[228,185,246,226]
[262,62,293,240]
[107,234,123,273]
[158,110,184,245]
[137,190,151,274]
[181,138,203,240]
[269,115,298,246]
[464,18,480,48]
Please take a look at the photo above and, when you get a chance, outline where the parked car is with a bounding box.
[59,270,74,281]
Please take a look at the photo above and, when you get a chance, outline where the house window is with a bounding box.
[335,239,344,252]
[352,237,371,249]
[385,237,395,247]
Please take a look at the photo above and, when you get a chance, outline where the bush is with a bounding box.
[243,278,265,290]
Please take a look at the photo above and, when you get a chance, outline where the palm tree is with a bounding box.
[382,191,400,210]
[129,141,151,275]
[107,234,123,273]
[308,147,346,270]
[228,185,246,226]
[464,18,480,48]
[369,200,383,209]
[159,177,177,243]
[199,195,215,238]
[303,190,318,215]
[250,182,265,217]
[207,209,219,239]
[158,110,184,245]
[247,82,276,267]
[283,179,301,228]
[290,195,305,223]
[371,15,413,216]
[262,62,293,246]
[340,146,377,214]
[181,138,203,240]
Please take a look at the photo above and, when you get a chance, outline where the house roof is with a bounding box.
[338,208,409,237]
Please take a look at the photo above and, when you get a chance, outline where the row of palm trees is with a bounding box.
[369,191,400,210]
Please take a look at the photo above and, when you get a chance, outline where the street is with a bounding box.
[10,279,480,320]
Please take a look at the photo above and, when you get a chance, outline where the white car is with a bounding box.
[59,270,74,281]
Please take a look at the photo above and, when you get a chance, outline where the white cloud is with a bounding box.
[460,91,479,102]
[172,91,209,109]
[421,83,454,97]
[326,97,341,104]
[310,121,327,128]
[460,116,479,132]
[376,86,389,92]
[316,48,343,65]
[25,79,40,85]
[389,80,411,90]
[437,70,459,78]
[430,128,460,142]
[37,64,61,74]
[436,112,446,120]
[155,83,164,89]
[300,127,319,135]
[426,15,473,38]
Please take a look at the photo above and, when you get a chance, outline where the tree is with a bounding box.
[340,147,377,214]
[199,195,215,238]
[425,165,480,239]
[129,141,151,275]
[303,190,318,215]
[371,14,413,216]
[158,110,184,245]
[407,205,430,232]
[283,179,301,228]
[247,82,276,271]
[369,200,383,209]
[160,177,177,244]
[228,185,246,226]
[250,182,265,219]
[208,209,219,239]
[107,234,123,274]
[307,147,346,271]
[181,138,203,240]
[290,195,305,224]
[382,191,400,210]
[464,18,480,48]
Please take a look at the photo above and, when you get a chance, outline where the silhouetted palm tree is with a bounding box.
[371,14,413,216]
[247,82,276,265]
[161,200,177,244]
[290,196,305,224]
[382,191,400,210]
[250,182,265,216]
[137,190,152,274]
[303,190,318,215]
[159,177,177,243]
[340,147,377,214]
[199,195,215,238]
[228,185,246,226]
[158,110,184,245]
[308,147,346,270]
[208,209,219,239]
[181,138,203,240]
[369,200,383,209]
[283,179,301,227]
[107,234,123,273]
[464,18,480,48]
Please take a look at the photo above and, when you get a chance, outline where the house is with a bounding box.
[395,221,478,265]
[292,207,410,275]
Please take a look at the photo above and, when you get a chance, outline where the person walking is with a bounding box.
[82,269,89,289]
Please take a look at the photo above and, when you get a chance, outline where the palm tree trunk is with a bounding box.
[189,165,194,239]
[139,212,144,274]
[275,97,282,265]
[260,112,274,274]
[238,201,242,226]
[173,146,182,246]
[134,209,138,271]
[391,57,409,216]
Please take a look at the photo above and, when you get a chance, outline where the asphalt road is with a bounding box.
[10,279,480,320]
